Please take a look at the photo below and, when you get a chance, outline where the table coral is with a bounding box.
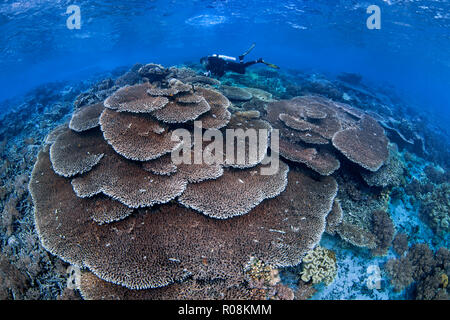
[29,66,343,298]
[265,95,390,176]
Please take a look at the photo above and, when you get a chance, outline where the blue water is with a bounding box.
[0,0,449,301]
[0,0,449,124]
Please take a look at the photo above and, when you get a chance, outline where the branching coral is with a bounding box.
[385,244,449,299]
[419,183,450,235]
[385,256,414,292]
[371,210,395,256]
[392,233,409,256]
[0,254,29,299]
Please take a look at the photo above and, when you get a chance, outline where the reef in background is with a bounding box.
[0,62,448,300]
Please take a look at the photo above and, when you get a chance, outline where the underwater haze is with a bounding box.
[0,0,449,301]
[1,0,449,121]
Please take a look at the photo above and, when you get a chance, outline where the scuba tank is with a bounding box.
[211,54,237,61]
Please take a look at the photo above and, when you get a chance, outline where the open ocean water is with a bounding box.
[0,0,448,301]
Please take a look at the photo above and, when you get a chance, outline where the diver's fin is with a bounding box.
[261,60,280,69]
[239,43,256,60]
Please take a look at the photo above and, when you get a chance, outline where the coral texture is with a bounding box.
[69,102,104,132]
[220,85,253,101]
[31,149,337,290]
[332,115,389,172]
[419,183,450,235]
[178,161,289,219]
[385,244,449,299]
[371,210,395,256]
[300,246,337,285]
[361,144,405,187]
[265,95,390,176]
[49,128,106,177]
[99,108,182,161]
[29,67,345,298]
[325,199,343,235]
[392,233,409,256]
[104,83,169,113]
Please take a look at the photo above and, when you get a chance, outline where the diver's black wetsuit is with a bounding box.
[204,56,262,77]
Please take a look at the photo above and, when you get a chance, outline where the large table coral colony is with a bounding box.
[29,63,392,299]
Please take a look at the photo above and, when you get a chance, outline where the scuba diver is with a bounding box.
[200,43,279,77]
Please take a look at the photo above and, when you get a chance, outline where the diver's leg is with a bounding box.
[243,60,259,68]
[255,58,280,69]
[239,43,256,62]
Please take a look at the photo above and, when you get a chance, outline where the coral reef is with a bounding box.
[361,144,405,187]
[115,63,143,87]
[392,233,409,256]
[178,161,289,218]
[0,253,29,299]
[371,210,395,256]
[220,85,253,101]
[0,69,133,300]
[79,252,296,300]
[69,102,104,132]
[332,115,389,172]
[336,222,377,249]
[99,109,183,161]
[325,199,343,236]
[403,162,449,237]
[419,183,450,236]
[385,243,449,299]
[385,256,414,292]
[264,95,390,176]
[27,64,348,299]
[0,61,448,300]
[104,83,169,113]
[332,166,388,250]
[138,63,170,83]
[424,165,449,185]
[79,271,261,300]
[31,144,338,291]
[50,128,106,177]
